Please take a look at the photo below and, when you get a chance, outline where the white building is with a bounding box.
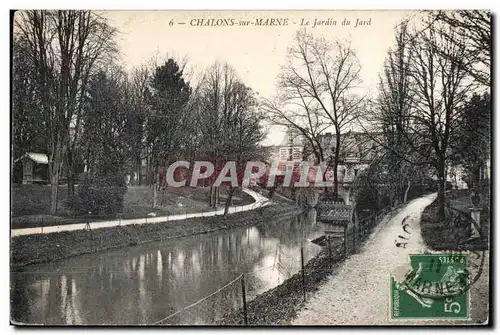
[268,127,305,167]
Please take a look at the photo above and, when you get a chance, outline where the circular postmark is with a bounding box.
[395,205,487,301]
[400,250,485,301]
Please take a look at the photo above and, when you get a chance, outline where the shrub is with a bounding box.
[67,172,127,216]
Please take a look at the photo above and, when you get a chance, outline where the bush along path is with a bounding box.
[11,188,269,237]
[290,193,488,325]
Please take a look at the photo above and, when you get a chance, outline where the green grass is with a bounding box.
[11,184,255,229]
[420,186,490,250]
[11,203,301,268]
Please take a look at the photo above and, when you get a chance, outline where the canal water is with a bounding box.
[11,210,325,325]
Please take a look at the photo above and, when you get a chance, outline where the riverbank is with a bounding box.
[218,205,403,325]
[289,193,489,325]
[218,244,344,326]
[420,187,490,250]
[12,185,254,229]
[11,202,303,268]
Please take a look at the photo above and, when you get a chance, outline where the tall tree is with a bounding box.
[77,69,129,215]
[123,65,150,185]
[406,20,474,218]
[367,21,428,205]
[431,10,491,87]
[450,92,491,187]
[14,10,118,213]
[264,30,363,199]
[146,59,192,189]
[82,70,129,176]
[12,37,46,161]
[196,62,237,207]
[197,62,266,212]
[220,81,266,215]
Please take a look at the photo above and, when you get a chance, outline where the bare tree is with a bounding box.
[221,81,265,216]
[197,62,266,213]
[406,21,475,218]
[361,21,428,206]
[14,10,118,213]
[262,99,328,165]
[126,65,151,185]
[264,30,363,198]
[431,10,491,87]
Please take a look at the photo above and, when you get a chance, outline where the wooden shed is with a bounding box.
[14,152,49,184]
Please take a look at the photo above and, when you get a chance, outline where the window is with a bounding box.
[279,148,289,161]
[292,147,301,160]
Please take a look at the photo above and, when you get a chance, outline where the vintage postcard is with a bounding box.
[10,10,491,326]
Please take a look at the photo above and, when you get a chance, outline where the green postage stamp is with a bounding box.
[391,253,470,319]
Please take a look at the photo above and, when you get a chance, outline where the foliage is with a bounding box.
[450,92,491,188]
[67,173,127,215]
[67,70,131,215]
[12,37,46,160]
[14,10,119,212]
[351,161,390,215]
[146,59,192,176]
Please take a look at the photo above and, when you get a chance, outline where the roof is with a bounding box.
[15,152,49,164]
[279,127,304,146]
[318,204,353,223]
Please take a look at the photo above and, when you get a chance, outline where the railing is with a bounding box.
[324,205,392,255]
[152,205,395,326]
[11,188,272,237]
[153,242,321,326]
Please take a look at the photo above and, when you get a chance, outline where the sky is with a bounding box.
[100,10,419,145]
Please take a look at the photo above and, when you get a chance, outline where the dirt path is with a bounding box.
[292,194,438,325]
[292,193,489,325]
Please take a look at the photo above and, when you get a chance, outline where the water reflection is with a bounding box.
[11,211,324,325]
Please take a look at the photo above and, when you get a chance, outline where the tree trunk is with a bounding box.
[403,180,411,203]
[437,159,446,220]
[333,158,339,199]
[209,184,213,207]
[49,157,61,215]
[224,187,235,217]
[50,174,59,214]
[137,162,142,186]
[67,169,75,196]
[322,165,330,194]
[153,183,157,208]
[333,133,341,199]
[66,148,75,196]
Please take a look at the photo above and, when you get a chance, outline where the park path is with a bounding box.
[11,188,270,237]
[292,193,438,325]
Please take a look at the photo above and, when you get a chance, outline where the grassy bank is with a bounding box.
[217,244,344,326]
[11,185,254,229]
[11,202,302,268]
[420,187,490,250]
[419,188,490,325]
